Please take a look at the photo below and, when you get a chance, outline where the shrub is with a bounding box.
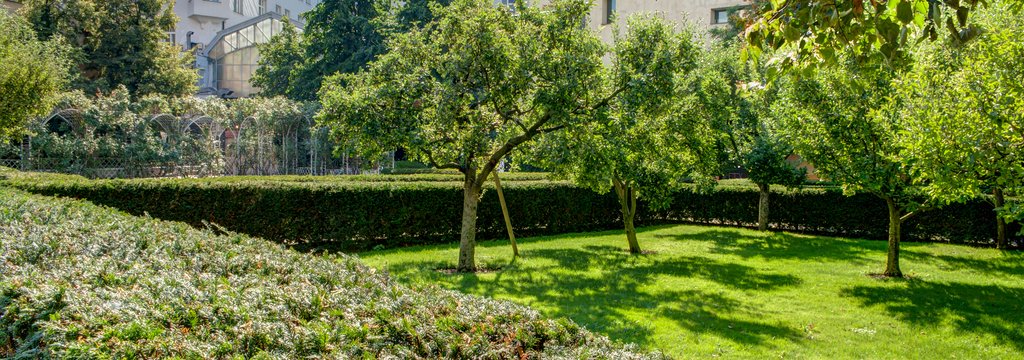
[0,187,658,359]
[2,170,1017,250]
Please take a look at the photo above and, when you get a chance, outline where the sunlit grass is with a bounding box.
[360,225,1024,359]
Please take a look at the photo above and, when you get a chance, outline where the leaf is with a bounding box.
[896,0,914,25]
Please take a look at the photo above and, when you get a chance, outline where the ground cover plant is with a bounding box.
[0,187,657,359]
[361,224,1024,359]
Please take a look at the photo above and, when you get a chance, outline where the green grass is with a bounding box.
[360,225,1024,359]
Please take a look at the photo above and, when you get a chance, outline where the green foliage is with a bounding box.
[320,0,618,270]
[4,171,1014,249]
[7,175,622,251]
[743,0,1019,72]
[253,0,455,101]
[0,187,657,358]
[22,0,198,97]
[660,185,1017,245]
[252,20,304,99]
[536,15,713,208]
[4,91,325,178]
[898,3,1024,211]
[774,60,914,205]
[0,11,70,140]
[319,0,606,176]
[694,42,805,189]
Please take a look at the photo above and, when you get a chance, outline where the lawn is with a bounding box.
[360,225,1024,359]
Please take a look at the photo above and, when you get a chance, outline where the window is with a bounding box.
[258,0,267,14]
[165,32,177,44]
[275,4,282,14]
[604,0,615,25]
[285,9,291,19]
[712,8,731,25]
[232,0,243,14]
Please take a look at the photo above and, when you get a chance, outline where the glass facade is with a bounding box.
[208,16,288,97]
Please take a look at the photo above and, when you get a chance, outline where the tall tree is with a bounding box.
[254,0,450,101]
[898,3,1024,249]
[533,16,714,254]
[319,0,684,271]
[775,59,921,277]
[0,11,70,140]
[22,0,197,97]
[287,0,386,101]
[695,42,805,231]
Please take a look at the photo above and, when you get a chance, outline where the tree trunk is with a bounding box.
[994,187,1007,250]
[614,177,641,254]
[757,183,770,231]
[457,173,482,272]
[883,196,903,278]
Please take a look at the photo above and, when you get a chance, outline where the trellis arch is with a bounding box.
[39,109,85,137]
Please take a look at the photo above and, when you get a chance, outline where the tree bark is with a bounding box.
[457,172,482,272]
[994,187,1007,250]
[757,183,770,231]
[883,196,903,278]
[613,177,641,254]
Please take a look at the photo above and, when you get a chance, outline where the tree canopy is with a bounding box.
[319,0,695,271]
[774,57,920,277]
[253,0,453,101]
[743,0,1023,71]
[22,0,197,97]
[532,15,714,254]
[898,3,1024,249]
[0,11,70,140]
[252,20,305,99]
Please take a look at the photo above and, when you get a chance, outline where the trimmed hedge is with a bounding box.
[656,186,1021,246]
[3,175,624,251]
[2,170,1019,250]
[0,187,657,359]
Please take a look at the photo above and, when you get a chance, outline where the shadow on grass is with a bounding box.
[660,229,882,264]
[840,279,1024,351]
[383,241,803,350]
[899,249,1024,277]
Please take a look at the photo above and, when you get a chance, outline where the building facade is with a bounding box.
[171,0,321,97]
[569,0,748,42]
[173,0,745,98]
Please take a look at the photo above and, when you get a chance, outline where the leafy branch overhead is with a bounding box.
[743,0,1021,71]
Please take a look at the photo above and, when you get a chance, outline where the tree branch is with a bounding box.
[423,148,462,171]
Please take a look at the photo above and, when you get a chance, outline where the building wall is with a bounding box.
[533,0,749,43]
[171,0,320,90]
[2,0,22,13]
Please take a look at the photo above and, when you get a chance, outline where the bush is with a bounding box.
[652,186,1021,245]
[2,170,1017,250]
[2,172,622,251]
[0,187,658,359]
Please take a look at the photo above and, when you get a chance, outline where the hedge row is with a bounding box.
[4,175,624,251]
[0,187,656,358]
[658,186,1021,245]
[2,170,1018,250]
